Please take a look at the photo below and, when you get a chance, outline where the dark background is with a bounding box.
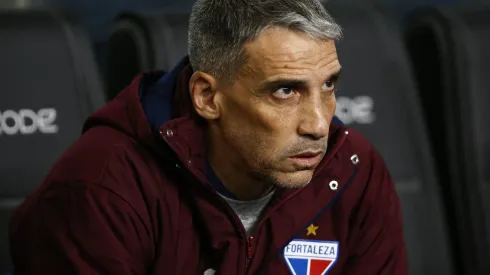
[1,0,489,275]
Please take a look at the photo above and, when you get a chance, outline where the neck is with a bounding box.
[207,133,272,201]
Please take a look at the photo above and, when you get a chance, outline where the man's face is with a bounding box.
[213,27,341,189]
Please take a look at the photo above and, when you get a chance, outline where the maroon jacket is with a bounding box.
[9,60,407,275]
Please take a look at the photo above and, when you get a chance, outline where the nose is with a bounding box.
[297,96,330,140]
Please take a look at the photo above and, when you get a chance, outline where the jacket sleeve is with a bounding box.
[9,182,153,275]
[343,148,408,275]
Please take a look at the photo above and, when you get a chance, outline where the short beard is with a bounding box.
[247,169,311,190]
[244,145,327,191]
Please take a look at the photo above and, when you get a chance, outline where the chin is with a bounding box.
[273,170,314,189]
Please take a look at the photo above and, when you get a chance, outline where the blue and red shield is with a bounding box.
[283,239,339,275]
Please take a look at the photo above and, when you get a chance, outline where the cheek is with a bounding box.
[220,112,292,167]
[221,117,276,159]
[219,93,296,164]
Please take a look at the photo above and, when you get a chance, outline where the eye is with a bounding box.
[322,74,340,92]
[322,80,336,91]
[272,87,296,99]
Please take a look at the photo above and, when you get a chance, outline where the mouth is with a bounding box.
[288,151,324,168]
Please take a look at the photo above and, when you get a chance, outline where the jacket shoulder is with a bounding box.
[49,127,135,181]
[38,126,166,200]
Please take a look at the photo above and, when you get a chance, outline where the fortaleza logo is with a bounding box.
[0,108,59,136]
[283,239,339,275]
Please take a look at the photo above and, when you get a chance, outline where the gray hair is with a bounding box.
[188,0,342,82]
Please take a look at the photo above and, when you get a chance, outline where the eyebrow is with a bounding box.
[260,67,343,91]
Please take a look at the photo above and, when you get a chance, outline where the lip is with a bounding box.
[289,151,324,168]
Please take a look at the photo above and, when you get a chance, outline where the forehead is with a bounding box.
[242,27,340,79]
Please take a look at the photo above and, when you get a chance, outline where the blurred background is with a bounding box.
[0,0,488,274]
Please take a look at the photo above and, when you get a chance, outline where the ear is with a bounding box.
[189,71,221,120]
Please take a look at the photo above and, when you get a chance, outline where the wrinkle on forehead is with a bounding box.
[240,27,340,80]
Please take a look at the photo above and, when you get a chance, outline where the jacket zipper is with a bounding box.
[208,187,307,272]
[243,176,346,271]
[206,189,253,270]
[176,167,253,272]
[246,236,254,267]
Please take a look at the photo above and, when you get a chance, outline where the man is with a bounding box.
[9,0,407,274]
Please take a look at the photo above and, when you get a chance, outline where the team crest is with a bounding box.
[283,239,339,275]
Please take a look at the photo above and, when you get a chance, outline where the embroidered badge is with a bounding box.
[283,239,339,275]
